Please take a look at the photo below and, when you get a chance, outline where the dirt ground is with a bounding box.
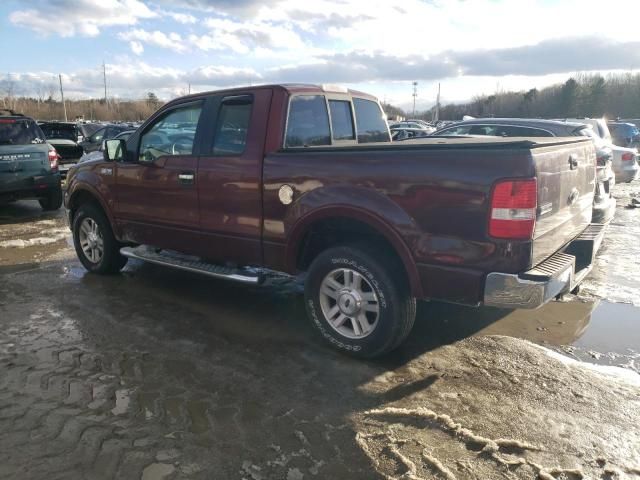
[1,183,639,479]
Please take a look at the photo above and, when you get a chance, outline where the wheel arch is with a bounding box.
[67,184,116,235]
[286,206,423,298]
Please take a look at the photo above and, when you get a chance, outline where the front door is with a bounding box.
[114,101,204,252]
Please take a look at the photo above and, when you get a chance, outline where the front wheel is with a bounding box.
[304,245,416,358]
[72,204,127,274]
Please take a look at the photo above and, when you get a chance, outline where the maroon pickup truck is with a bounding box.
[64,84,604,357]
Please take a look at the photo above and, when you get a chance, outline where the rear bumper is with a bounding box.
[483,224,606,309]
[0,173,61,203]
[614,165,639,183]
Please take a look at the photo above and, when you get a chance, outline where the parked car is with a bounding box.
[391,127,431,140]
[77,122,102,143]
[562,118,613,144]
[0,109,62,210]
[38,121,84,178]
[574,125,638,184]
[78,130,136,164]
[65,84,604,358]
[79,124,132,153]
[607,122,640,149]
[389,121,436,133]
[564,118,639,183]
[432,118,616,223]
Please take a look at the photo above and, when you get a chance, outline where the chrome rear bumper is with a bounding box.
[484,224,606,309]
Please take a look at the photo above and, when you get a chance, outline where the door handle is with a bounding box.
[569,154,579,170]
[178,172,195,185]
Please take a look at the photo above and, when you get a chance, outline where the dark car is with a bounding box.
[607,122,640,148]
[77,122,102,143]
[77,130,137,164]
[0,109,62,210]
[64,84,604,357]
[39,122,84,178]
[79,124,132,153]
[391,127,431,140]
[433,118,617,223]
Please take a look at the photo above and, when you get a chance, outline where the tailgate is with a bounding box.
[531,139,595,266]
[0,145,51,191]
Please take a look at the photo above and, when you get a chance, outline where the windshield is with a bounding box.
[0,119,46,145]
[40,124,77,141]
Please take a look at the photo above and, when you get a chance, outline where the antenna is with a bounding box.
[59,74,67,122]
[412,81,418,116]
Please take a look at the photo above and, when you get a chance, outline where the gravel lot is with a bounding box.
[1,184,639,480]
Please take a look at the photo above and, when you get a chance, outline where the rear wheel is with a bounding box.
[72,204,127,274]
[38,185,63,211]
[304,245,416,358]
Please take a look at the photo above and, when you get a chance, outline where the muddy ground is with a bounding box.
[0,182,639,479]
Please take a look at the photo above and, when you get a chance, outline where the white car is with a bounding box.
[567,118,638,183]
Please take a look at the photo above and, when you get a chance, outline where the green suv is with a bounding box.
[0,109,62,211]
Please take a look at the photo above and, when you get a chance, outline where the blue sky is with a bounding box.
[1,0,640,110]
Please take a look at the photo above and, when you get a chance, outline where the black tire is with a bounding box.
[304,245,416,358]
[39,185,63,211]
[72,203,127,274]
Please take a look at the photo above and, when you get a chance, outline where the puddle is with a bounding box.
[406,296,640,373]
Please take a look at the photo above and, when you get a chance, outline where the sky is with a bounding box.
[1,0,640,111]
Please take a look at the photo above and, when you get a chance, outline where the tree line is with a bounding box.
[0,89,164,122]
[419,73,640,121]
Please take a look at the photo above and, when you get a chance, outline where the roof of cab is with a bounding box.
[166,83,379,106]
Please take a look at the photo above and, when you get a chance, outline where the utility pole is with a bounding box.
[188,83,191,94]
[103,61,107,104]
[58,74,67,122]
[433,82,441,123]
[412,81,418,117]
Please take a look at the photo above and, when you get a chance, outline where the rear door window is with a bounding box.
[285,95,331,147]
[213,96,252,156]
[353,98,390,143]
[328,100,355,141]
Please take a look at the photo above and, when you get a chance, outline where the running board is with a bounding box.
[120,246,263,284]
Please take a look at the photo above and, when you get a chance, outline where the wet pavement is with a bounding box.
[1,183,640,479]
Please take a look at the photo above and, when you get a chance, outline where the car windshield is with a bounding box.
[0,119,46,145]
[40,124,77,141]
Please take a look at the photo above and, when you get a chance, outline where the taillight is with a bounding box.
[621,152,635,162]
[48,148,59,172]
[489,179,537,240]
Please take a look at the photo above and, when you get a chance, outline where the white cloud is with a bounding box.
[166,12,197,24]
[9,0,157,37]
[130,41,145,55]
[119,29,188,53]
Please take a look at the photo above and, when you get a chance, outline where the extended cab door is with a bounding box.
[196,89,272,265]
[114,101,204,252]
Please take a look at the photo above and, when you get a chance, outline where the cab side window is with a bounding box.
[328,100,355,141]
[353,98,390,143]
[285,95,331,147]
[139,103,202,162]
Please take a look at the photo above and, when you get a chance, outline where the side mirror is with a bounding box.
[104,139,126,162]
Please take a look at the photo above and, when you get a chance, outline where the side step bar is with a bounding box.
[120,246,263,284]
